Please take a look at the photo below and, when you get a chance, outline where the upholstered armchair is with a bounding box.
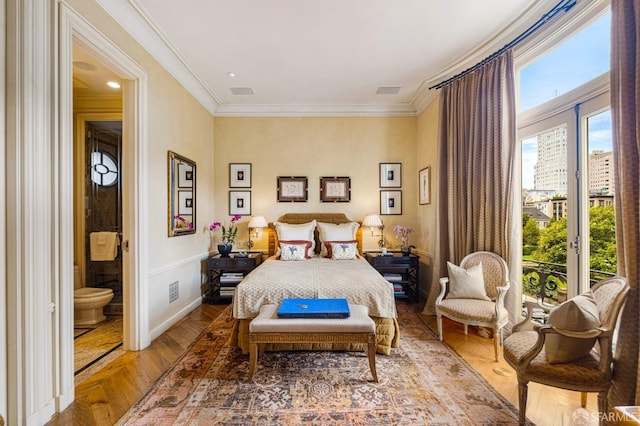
[503,276,630,425]
[435,251,510,361]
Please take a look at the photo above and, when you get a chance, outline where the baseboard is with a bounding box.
[148,297,202,342]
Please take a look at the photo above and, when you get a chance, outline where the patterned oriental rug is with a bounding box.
[118,302,527,425]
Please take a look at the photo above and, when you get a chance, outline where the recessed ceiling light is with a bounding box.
[107,81,121,89]
[227,72,236,77]
[73,61,97,71]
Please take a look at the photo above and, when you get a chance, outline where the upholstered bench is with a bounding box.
[248,303,378,382]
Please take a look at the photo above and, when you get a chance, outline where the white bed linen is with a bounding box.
[232,256,397,319]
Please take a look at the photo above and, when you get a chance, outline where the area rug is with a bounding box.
[118,303,528,425]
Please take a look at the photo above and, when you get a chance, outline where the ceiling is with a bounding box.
[92,0,557,116]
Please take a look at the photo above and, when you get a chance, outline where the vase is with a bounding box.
[400,246,411,256]
[217,243,233,257]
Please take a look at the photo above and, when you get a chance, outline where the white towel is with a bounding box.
[90,232,120,261]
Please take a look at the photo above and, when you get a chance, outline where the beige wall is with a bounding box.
[67,0,215,333]
[416,95,440,299]
[213,116,418,252]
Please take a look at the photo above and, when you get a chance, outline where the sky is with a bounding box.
[519,12,611,190]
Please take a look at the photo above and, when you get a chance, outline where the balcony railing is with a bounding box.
[522,260,616,305]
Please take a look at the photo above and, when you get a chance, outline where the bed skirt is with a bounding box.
[231,316,400,355]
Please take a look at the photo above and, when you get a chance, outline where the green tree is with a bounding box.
[530,206,617,273]
[589,205,617,273]
[522,213,540,247]
[532,217,567,264]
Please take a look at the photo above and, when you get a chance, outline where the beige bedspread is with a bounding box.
[232,256,397,319]
[230,256,400,355]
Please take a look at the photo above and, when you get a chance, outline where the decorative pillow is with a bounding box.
[545,291,601,363]
[274,221,316,257]
[278,243,309,261]
[276,240,312,259]
[323,240,358,258]
[329,242,359,260]
[317,222,360,256]
[445,261,490,300]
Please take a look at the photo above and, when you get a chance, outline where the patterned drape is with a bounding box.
[423,51,521,327]
[609,0,640,407]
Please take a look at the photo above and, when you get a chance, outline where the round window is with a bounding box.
[91,151,118,186]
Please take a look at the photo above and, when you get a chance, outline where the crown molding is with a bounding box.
[95,0,220,115]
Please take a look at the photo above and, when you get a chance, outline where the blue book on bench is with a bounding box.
[277,298,350,319]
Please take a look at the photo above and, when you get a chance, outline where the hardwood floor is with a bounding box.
[48,301,597,425]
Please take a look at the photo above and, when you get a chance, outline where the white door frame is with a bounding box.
[58,1,150,409]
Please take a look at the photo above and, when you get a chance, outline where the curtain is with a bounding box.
[423,50,521,328]
[609,0,640,407]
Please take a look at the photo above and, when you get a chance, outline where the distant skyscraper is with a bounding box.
[589,150,615,196]
[534,126,567,196]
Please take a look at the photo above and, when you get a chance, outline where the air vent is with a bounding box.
[376,86,401,95]
[230,87,255,95]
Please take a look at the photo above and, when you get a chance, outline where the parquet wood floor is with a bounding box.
[47,301,596,425]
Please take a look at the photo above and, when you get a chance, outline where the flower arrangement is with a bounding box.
[393,225,413,248]
[209,215,242,244]
[174,215,193,229]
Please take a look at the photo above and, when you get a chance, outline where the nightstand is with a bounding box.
[366,252,420,302]
[204,253,262,304]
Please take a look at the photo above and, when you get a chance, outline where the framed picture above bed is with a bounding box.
[229,163,251,188]
[380,190,402,215]
[277,176,308,202]
[229,190,251,215]
[320,176,351,202]
[379,163,402,188]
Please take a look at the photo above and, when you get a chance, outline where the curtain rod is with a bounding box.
[429,0,577,90]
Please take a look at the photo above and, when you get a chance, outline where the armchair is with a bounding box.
[503,276,630,425]
[435,251,510,361]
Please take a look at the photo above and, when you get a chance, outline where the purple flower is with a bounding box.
[209,217,242,244]
[209,221,222,231]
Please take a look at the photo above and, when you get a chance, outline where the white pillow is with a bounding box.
[274,221,316,256]
[545,291,601,363]
[445,261,490,300]
[279,243,308,261]
[330,242,359,260]
[317,222,360,256]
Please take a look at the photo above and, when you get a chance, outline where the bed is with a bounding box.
[230,213,400,355]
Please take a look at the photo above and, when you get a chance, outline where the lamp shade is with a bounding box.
[248,215,268,229]
[362,214,383,228]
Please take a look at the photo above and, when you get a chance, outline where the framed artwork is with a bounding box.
[177,190,193,215]
[320,176,351,202]
[277,176,308,202]
[229,190,251,215]
[419,166,431,205]
[379,163,402,187]
[177,162,194,188]
[229,163,251,188]
[380,190,402,215]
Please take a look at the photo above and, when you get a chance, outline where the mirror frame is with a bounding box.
[168,150,196,236]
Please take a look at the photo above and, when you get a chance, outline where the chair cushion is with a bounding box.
[446,261,490,301]
[504,331,607,389]
[437,298,506,323]
[545,291,601,363]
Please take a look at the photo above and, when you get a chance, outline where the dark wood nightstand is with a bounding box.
[365,252,420,302]
[204,253,262,304]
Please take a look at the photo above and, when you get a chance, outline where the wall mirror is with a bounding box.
[168,150,196,236]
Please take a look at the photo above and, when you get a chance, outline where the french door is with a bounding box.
[519,91,613,299]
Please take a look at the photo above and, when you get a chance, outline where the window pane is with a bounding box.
[519,12,610,111]
[587,110,617,282]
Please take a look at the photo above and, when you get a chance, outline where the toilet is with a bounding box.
[74,265,114,326]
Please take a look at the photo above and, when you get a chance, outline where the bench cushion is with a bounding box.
[250,303,375,333]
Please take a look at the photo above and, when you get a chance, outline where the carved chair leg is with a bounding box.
[518,380,529,426]
[437,314,443,342]
[581,392,587,408]
[493,331,500,362]
[597,390,608,422]
[463,323,468,335]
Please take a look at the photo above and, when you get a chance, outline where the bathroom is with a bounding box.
[72,43,125,378]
